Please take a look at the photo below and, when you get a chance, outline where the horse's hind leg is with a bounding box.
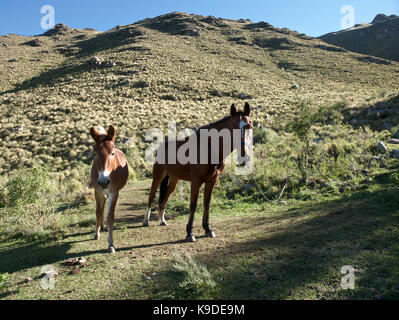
[203,179,217,238]
[94,189,106,240]
[158,176,179,226]
[143,164,166,226]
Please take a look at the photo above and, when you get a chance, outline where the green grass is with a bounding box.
[0,178,398,300]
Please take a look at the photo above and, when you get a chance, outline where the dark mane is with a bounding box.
[196,110,243,132]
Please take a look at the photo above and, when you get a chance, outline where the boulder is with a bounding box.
[23,39,43,47]
[43,23,72,36]
[89,56,102,67]
[388,138,399,144]
[390,149,399,158]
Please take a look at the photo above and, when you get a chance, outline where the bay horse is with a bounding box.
[90,125,128,253]
[143,102,253,242]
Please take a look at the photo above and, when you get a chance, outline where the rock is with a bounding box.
[378,141,388,152]
[388,138,399,144]
[103,61,116,68]
[0,41,8,47]
[390,149,399,158]
[41,269,58,278]
[290,83,299,90]
[64,257,87,266]
[89,56,102,67]
[23,39,43,47]
[43,23,72,36]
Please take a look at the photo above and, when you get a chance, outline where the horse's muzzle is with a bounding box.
[97,178,110,188]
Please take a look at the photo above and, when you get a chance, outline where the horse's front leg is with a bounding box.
[107,191,119,253]
[186,180,202,242]
[203,179,217,238]
[94,189,106,240]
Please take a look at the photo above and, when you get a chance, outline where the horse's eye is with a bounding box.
[111,152,115,157]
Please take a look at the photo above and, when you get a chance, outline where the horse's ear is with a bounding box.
[90,127,102,142]
[244,102,251,116]
[107,125,116,142]
[230,103,237,116]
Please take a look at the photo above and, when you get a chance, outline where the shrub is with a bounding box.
[0,167,50,208]
[389,173,399,185]
[253,127,278,145]
[172,253,218,299]
[0,273,8,291]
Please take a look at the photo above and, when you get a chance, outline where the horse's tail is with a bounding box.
[158,175,170,206]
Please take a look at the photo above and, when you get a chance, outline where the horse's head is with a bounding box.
[90,125,117,188]
[229,102,253,166]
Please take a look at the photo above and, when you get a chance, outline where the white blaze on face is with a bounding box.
[98,169,110,181]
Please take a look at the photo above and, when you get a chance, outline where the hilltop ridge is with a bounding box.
[320,13,399,61]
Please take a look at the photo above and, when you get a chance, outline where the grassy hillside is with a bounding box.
[320,14,399,62]
[0,11,398,175]
[1,12,399,300]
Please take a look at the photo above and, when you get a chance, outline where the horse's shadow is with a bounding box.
[0,227,187,275]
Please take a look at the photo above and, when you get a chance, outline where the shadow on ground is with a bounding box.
[150,186,399,299]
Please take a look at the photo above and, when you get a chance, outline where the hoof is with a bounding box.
[94,234,99,240]
[143,221,149,227]
[206,231,216,238]
[160,221,168,226]
[100,225,105,232]
[185,235,196,242]
[108,246,116,254]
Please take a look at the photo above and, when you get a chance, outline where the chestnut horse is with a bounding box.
[143,103,253,242]
[90,125,128,253]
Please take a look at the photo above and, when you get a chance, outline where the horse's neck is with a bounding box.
[208,121,234,164]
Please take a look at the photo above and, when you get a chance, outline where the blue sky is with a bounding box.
[0,0,398,37]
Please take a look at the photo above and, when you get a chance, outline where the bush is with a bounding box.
[0,273,7,291]
[0,167,50,208]
[172,253,218,299]
[389,173,399,185]
[253,127,279,145]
